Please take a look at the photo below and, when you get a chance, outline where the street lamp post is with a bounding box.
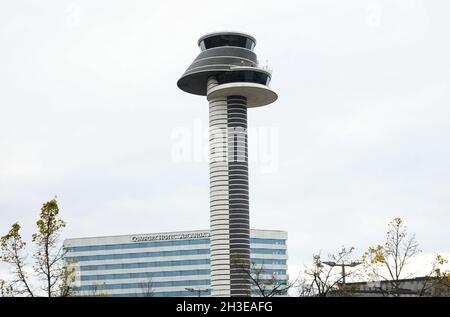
[185,287,209,297]
[322,261,361,284]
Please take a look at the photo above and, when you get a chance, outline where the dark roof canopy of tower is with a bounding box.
[197,32,256,51]
[177,31,272,96]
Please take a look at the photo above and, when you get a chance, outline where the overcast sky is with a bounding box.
[1,0,449,282]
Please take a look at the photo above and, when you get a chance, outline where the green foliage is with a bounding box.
[417,254,450,296]
[360,218,450,296]
[0,223,34,297]
[32,199,66,244]
[0,279,13,297]
[0,198,75,297]
[32,199,68,297]
[1,223,26,263]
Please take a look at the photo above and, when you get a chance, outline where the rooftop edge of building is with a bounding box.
[63,229,288,246]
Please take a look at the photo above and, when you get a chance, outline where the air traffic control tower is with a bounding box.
[177,32,277,297]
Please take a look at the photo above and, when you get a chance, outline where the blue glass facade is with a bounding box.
[64,230,288,297]
[79,269,286,282]
[66,248,285,263]
[66,238,286,253]
[110,290,212,297]
[78,258,287,272]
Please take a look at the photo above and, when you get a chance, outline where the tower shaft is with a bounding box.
[208,79,250,296]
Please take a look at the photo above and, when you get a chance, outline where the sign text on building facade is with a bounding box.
[131,232,210,242]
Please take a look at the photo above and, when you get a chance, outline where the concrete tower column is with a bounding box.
[207,77,231,296]
[207,77,250,296]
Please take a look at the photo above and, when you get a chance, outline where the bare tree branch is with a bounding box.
[139,279,154,297]
[301,247,360,297]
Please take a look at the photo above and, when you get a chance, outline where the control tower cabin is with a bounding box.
[177,32,277,297]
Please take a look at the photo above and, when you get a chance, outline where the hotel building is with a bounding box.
[64,229,288,297]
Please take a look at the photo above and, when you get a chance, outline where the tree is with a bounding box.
[0,278,13,297]
[32,199,67,297]
[249,261,295,297]
[84,283,108,297]
[362,217,420,296]
[416,255,450,297]
[139,279,154,297]
[232,257,294,297]
[361,217,450,297]
[295,277,314,297]
[0,223,35,297]
[58,260,78,297]
[300,247,360,297]
[0,199,75,297]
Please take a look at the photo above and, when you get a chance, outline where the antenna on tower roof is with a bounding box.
[262,59,273,75]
